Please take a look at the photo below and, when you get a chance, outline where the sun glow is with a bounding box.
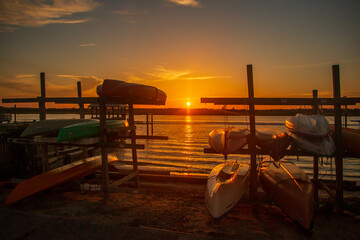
[187,101,191,106]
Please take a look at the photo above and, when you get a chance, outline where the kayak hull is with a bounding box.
[286,114,330,137]
[256,128,290,160]
[290,133,335,157]
[205,161,250,219]
[258,160,314,230]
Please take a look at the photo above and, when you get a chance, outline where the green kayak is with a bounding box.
[57,119,129,142]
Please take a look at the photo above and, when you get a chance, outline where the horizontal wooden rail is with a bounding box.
[201,97,360,105]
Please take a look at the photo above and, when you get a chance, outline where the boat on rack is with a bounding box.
[20,119,92,138]
[96,79,167,105]
[330,126,360,157]
[57,119,129,142]
[285,113,331,137]
[6,155,118,205]
[255,128,290,160]
[290,133,335,156]
[258,159,314,230]
[208,128,249,159]
[205,161,250,219]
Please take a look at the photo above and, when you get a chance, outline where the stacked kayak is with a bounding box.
[57,119,129,142]
[258,159,314,230]
[208,128,249,159]
[286,113,335,156]
[21,119,92,138]
[255,128,290,160]
[97,79,167,105]
[330,126,360,157]
[205,161,250,219]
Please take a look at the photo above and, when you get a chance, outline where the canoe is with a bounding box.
[205,161,250,219]
[209,128,249,159]
[20,119,92,138]
[330,126,360,157]
[57,119,129,142]
[256,128,290,160]
[96,79,167,105]
[290,133,335,157]
[258,159,314,230]
[6,155,118,205]
[285,113,330,137]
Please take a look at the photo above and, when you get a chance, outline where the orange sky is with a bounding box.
[1,0,359,109]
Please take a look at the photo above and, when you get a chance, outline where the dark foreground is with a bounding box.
[1,181,360,240]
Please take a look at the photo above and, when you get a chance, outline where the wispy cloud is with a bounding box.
[112,5,149,24]
[0,0,100,31]
[57,75,103,96]
[78,43,97,47]
[146,65,231,83]
[15,74,37,78]
[166,0,201,7]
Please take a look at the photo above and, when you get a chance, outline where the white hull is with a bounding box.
[205,161,250,219]
[286,114,330,137]
[209,128,249,158]
[290,133,335,156]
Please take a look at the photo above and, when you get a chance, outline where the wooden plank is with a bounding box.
[332,64,344,206]
[77,82,85,119]
[39,72,46,120]
[312,90,319,202]
[247,65,257,199]
[99,100,109,193]
[110,170,139,188]
[128,103,139,188]
[200,97,360,105]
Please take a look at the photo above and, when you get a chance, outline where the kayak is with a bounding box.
[256,128,290,160]
[57,119,129,142]
[258,159,314,230]
[205,161,250,219]
[6,155,118,205]
[96,79,167,105]
[20,119,92,138]
[286,113,331,137]
[330,126,360,157]
[290,133,335,157]
[209,128,249,159]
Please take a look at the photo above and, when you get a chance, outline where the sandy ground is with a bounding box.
[1,180,360,240]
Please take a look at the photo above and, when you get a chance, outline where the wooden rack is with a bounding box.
[201,64,360,206]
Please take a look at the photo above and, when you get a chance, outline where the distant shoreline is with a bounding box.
[2,107,360,116]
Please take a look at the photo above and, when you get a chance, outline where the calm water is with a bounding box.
[15,114,360,181]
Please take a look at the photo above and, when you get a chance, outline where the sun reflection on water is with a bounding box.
[183,116,194,157]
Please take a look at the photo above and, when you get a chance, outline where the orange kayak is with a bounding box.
[258,160,314,230]
[6,155,117,205]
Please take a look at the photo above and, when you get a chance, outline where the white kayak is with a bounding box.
[209,128,249,159]
[205,161,250,219]
[290,133,335,157]
[285,113,331,137]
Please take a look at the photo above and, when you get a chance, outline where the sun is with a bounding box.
[186,101,191,107]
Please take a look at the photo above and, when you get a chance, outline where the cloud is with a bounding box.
[78,43,97,47]
[112,5,149,24]
[0,75,39,97]
[0,0,100,31]
[166,0,201,7]
[57,75,103,96]
[146,65,231,83]
[15,74,37,78]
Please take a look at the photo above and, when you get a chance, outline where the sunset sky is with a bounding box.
[0,0,359,108]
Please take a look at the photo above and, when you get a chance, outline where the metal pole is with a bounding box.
[247,64,257,199]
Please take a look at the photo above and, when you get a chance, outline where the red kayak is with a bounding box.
[97,79,166,105]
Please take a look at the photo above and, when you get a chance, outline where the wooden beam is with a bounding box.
[200,97,360,105]
[247,65,257,199]
[128,103,139,188]
[99,100,109,193]
[39,72,46,120]
[110,170,139,188]
[312,90,319,202]
[332,64,344,207]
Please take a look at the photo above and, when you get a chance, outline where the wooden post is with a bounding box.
[146,113,149,136]
[128,103,139,188]
[344,97,348,127]
[99,100,109,193]
[14,104,17,123]
[41,144,49,172]
[151,114,154,136]
[247,64,257,199]
[332,64,343,207]
[312,90,319,202]
[77,82,85,119]
[39,72,46,120]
